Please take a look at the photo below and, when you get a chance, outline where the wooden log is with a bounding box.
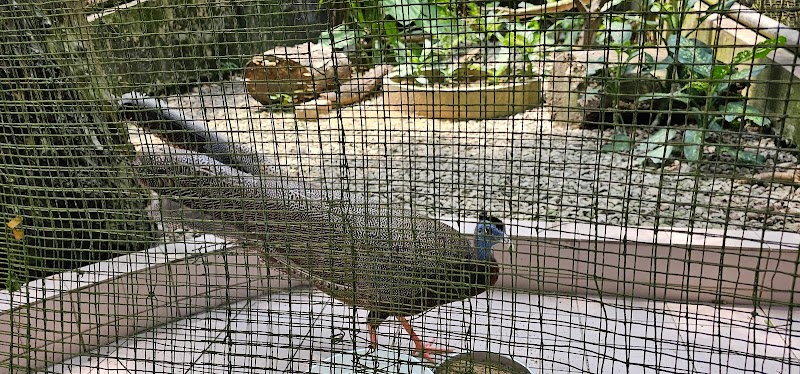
[244,42,350,105]
[499,0,590,20]
[294,64,393,120]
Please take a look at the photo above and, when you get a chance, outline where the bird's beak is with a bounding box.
[501,233,512,250]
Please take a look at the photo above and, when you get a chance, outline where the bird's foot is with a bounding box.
[412,339,453,363]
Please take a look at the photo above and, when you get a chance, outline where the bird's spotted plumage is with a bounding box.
[123,93,505,361]
[136,148,504,323]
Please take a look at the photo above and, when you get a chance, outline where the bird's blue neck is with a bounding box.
[473,237,495,261]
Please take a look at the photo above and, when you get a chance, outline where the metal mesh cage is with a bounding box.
[1,0,799,372]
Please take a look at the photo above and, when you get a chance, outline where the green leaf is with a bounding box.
[418,3,458,34]
[716,65,766,93]
[647,145,675,164]
[729,65,767,81]
[715,0,737,11]
[219,61,239,71]
[753,36,786,58]
[608,20,633,45]
[689,81,709,92]
[683,129,703,161]
[722,101,746,122]
[688,58,714,79]
[599,0,628,12]
[698,0,736,24]
[652,55,675,72]
[731,36,785,65]
[721,102,769,126]
[668,35,714,78]
[719,147,767,165]
[601,133,633,152]
[630,50,655,65]
[670,13,681,31]
[383,0,423,24]
[745,113,770,126]
[712,65,731,80]
[637,128,679,153]
[732,50,755,65]
[318,26,361,49]
[721,101,767,125]
[637,91,693,104]
[708,118,723,131]
[504,32,529,48]
[684,0,699,10]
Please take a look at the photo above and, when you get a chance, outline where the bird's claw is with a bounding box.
[412,339,453,363]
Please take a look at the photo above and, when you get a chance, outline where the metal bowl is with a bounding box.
[308,348,434,374]
[434,351,535,374]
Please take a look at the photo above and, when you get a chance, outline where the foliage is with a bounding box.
[393,4,543,86]
[266,93,296,110]
[320,0,551,85]
[600,35,783,165]
[592,0,738,48]
[321,0,781,164]
[592,0,783,165]
[542,15,585,48]
[318,0,461,65]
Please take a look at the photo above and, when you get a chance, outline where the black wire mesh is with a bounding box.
[1,0,799,373]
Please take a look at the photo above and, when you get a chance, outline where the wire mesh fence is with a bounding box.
[1,0,799,372]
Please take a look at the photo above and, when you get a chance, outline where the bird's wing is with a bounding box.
[135,144,482,313]
[134,145,401,305]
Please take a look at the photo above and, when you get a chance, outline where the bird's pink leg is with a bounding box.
[368,324,379,348]
[397,316,453,363]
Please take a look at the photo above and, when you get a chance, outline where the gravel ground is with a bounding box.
[130,78,800,232]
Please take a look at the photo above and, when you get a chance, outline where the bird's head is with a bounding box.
[473,212,506,261]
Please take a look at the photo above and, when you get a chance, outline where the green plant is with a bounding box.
[542,15,585,48]
[318,0,461,65]
[393,4,543,86]
[319,0,579,83]
[593,0,658,46]
[592,0,739,49]
[601,35,785,165]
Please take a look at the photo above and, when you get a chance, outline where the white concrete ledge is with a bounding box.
[447,219,800,306]
[2,221,799,373]
[0,235,294,374]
